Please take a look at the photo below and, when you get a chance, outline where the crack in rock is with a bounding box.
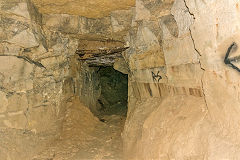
[0,55,46,69]
[182,0,209,113]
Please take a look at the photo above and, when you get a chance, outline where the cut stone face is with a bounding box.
[31,0,135,18]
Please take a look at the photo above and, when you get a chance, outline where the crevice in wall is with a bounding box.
[189,28,209,113]
[0,55,46,69]
[23,107,29,133]
[183,0,195,20]
[183,0,209,114]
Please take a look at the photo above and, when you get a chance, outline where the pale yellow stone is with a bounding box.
[8,30,39,48]
[7,3,30,19]
[113,58,129,74]
[0,92,8,113]
[0,57,33,92]
[129,46,165,70]
[3,114,27,129]
[32,0,135,18]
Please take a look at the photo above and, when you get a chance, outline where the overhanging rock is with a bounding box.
[76,39,129,66]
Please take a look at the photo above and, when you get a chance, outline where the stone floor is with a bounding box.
[0,98,126,160]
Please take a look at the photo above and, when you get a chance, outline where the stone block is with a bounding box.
[43,14,79,34]
[113,58,129,74]
[110,9,133,33]
[7,93,28,112]
[0,56,33,92]
[7,2,30,19]
[3,113,27,129]
[8,29,39,48]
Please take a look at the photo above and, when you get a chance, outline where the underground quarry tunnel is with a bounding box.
[2,0,240,160]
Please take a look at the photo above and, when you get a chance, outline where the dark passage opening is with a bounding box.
[96,66,128,117]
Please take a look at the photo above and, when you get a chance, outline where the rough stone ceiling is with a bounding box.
[31,0,135,18]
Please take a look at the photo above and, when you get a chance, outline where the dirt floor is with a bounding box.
[0,97,126,160]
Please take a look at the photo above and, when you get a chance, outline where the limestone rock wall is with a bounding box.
[40,9,134,115]
[123,0,240,159]
[0,0,79,133]
[41,9,133,41]
[75,64,101,115]
[2,0,240,159]
[31,0,135,18]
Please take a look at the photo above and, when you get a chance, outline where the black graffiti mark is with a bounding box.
[224,42,240,72]
[152,71,162,82]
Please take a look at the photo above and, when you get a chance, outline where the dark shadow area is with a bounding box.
[96,66,128,117]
